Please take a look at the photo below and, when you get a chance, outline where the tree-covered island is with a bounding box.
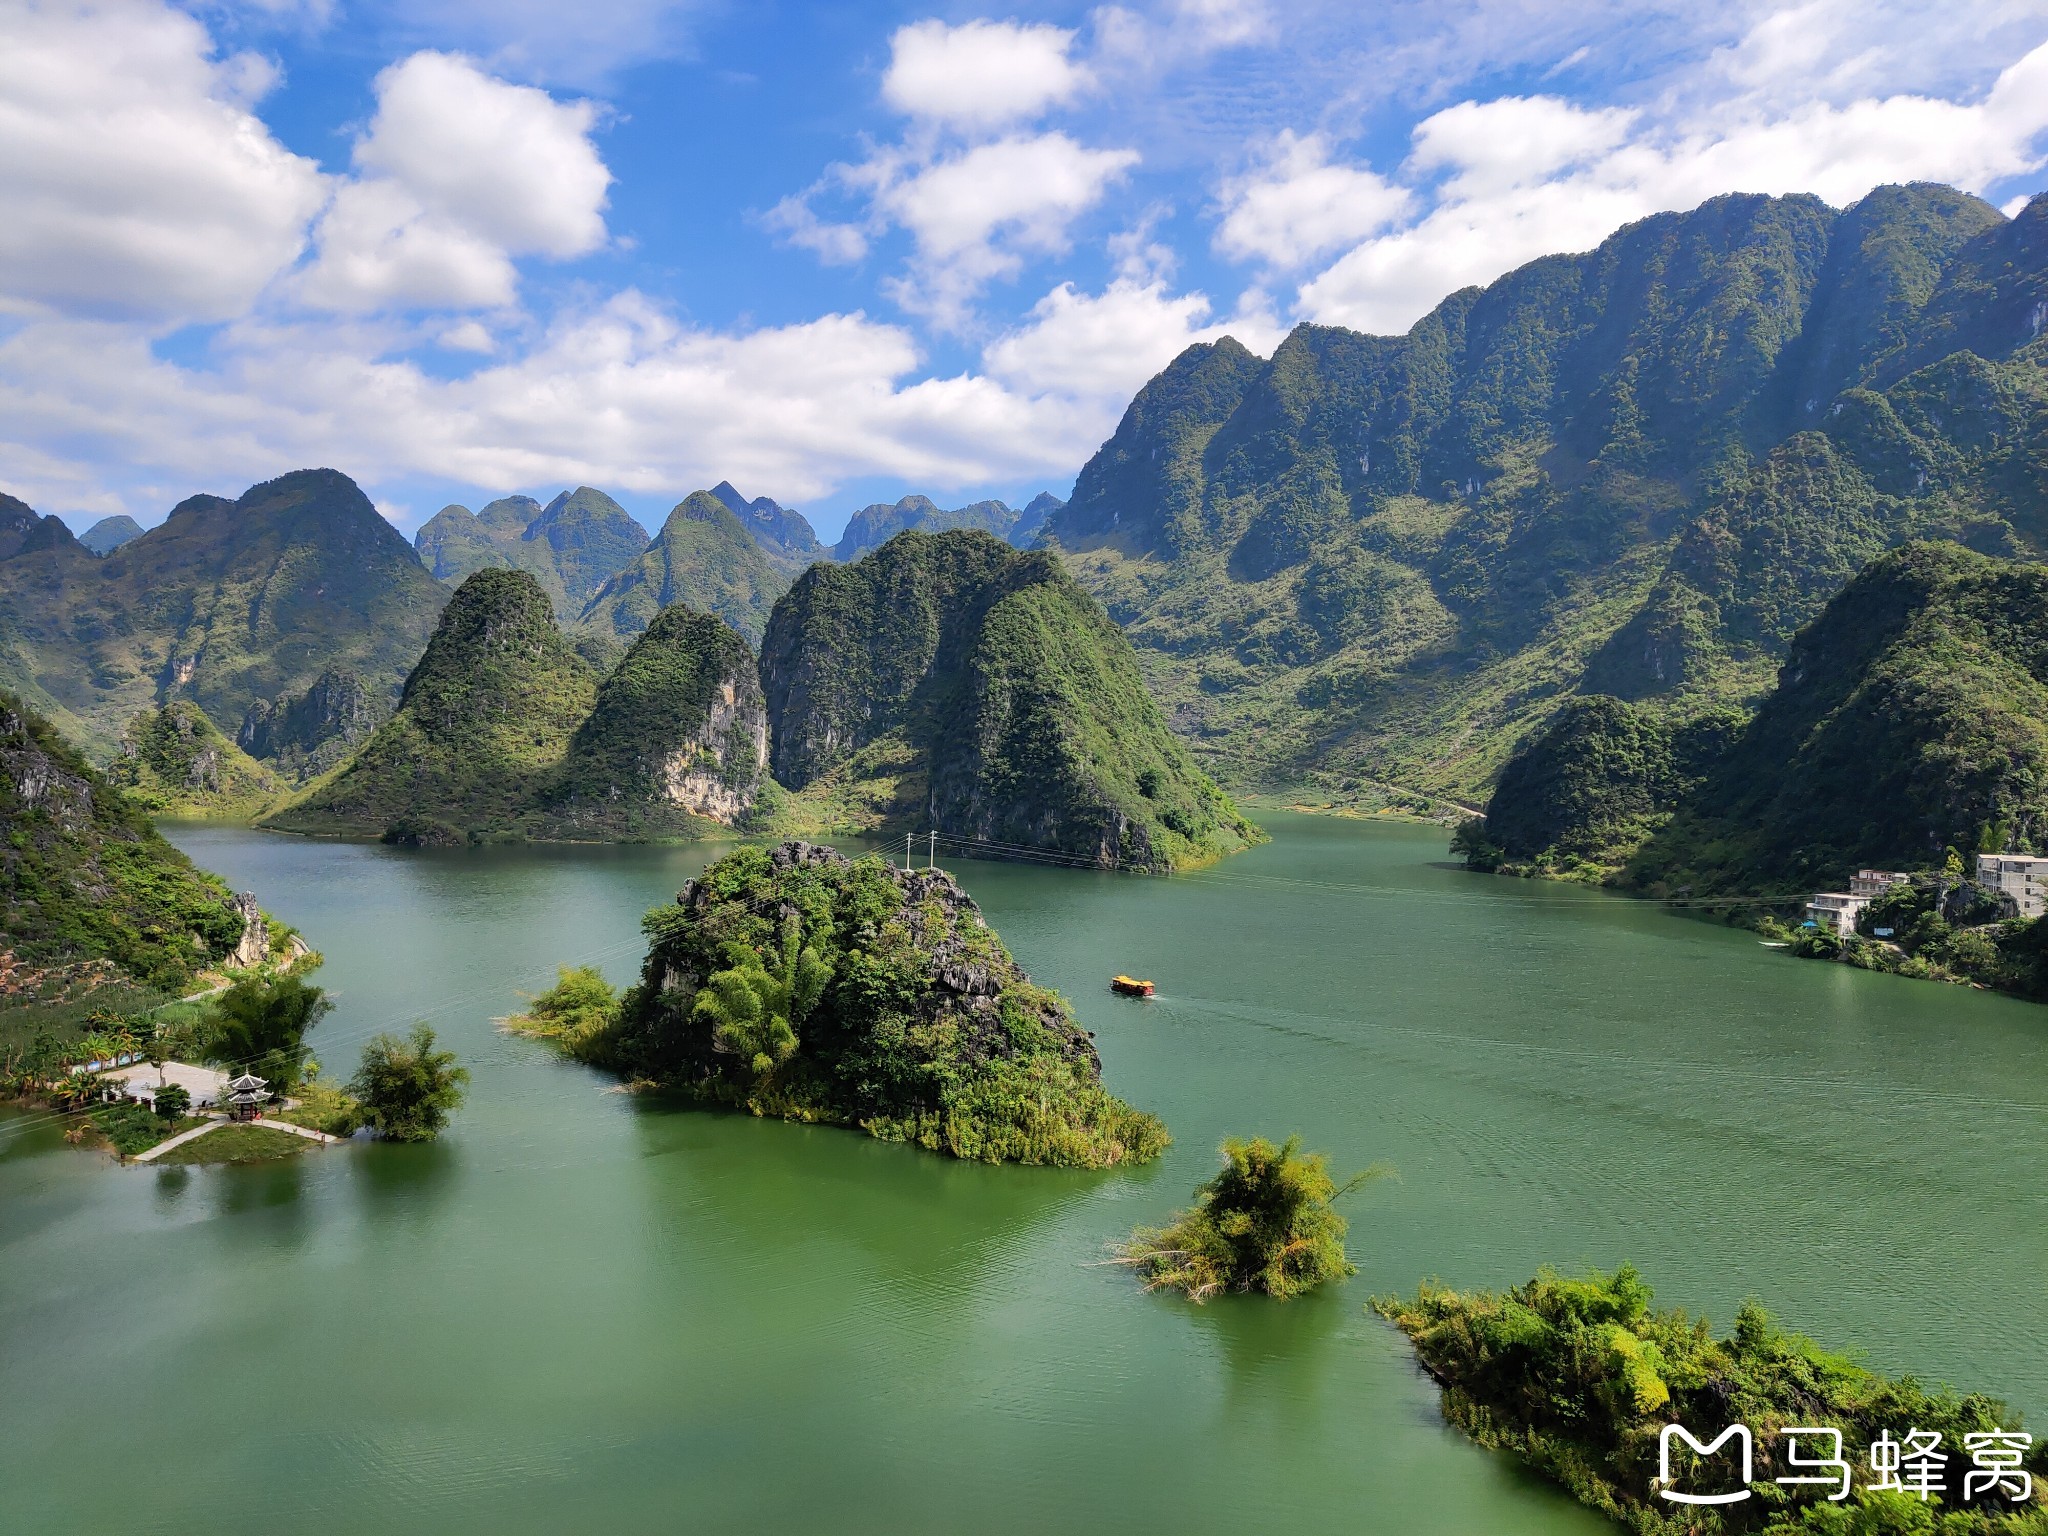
[510,840,1167,1167]
[1376,1264,2048,1534]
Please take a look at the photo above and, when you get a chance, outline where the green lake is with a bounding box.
[4,813,2046,1534]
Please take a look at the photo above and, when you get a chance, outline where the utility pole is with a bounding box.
[928,831,936,869]
[904,832,912,870]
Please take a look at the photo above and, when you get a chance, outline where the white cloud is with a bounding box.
[760,193,868,265]
[1215,131,1412,269]
[1407,96,1639,197]
[0,292,1163,517]
[985,277,1281,403]
[0,0,325,323]
[437,318,497,352]
[872,133,1140,321]
[297,51,610,312]
[353,52,609,256]
[882,18,1091,129]
[1297,39,2048,335]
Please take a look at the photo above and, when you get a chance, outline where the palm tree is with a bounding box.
[693,914,832,1082]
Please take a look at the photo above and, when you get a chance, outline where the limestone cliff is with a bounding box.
[540,604,769,836]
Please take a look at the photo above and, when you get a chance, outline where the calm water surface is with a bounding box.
[4,814,2046,1535]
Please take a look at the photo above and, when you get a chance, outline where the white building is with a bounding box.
[1805,893,1866,933]
[1849,870,1910,899]
[1976,854,2048,919]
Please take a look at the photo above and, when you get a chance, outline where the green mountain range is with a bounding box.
[707,481,827,574]
[266,569,769,843]
[1043,184,2048,803]
[0,468,448,760]
[580,491,789,646]
[1,689,261,996]
[833,491,1065,561]
[761,529,1259,871]
[415,487,651,613]
[1626,542,2048,895]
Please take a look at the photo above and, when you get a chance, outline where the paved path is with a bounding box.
[132,1118,225,1163]
[264,1119,345,1146]
[132,1115,345,1163]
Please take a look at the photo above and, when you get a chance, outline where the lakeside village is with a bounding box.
[1,902,467,1164]
[1778,853,2048,992]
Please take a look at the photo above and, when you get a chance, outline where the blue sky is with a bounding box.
[3,0,2047,543]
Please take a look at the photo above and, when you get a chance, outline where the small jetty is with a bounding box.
[1111,975,1155,998]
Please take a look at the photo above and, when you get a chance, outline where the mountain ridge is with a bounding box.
[1043,183,2048,804]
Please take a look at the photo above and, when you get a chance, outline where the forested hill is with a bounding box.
[1470,541,2048,894]
[1624,542,2048,896]
[760,529,1259,872]
[0,469,448,759]
[1042,183,2048,802]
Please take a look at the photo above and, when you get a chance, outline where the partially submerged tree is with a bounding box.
[504,966,622,1067]
[1120,1135,1388,1302]
[350,1025,467,1142]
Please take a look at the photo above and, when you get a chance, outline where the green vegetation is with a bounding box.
[1375,1263,2048,1533]
[1119,1135,1384,1301]
[201,977,331,1088]
[350,1024,467,1142]
[1043,186,2048,804]
[0,690,253,995]
[275,1062,364,1137]
[579,491,788,646]
[1474,697,1741,877]
[106,702,284,820]
[761,530,1260,871]
[0,468,447,758]
[510,841,1168,1167]
[264,568,598,840]
[85,1100,201,1158]
[154,1124,309,1165]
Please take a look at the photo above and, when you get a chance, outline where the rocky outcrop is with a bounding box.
[108,702,283,819]
[238,669,376,776]
[228,892,268,968]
